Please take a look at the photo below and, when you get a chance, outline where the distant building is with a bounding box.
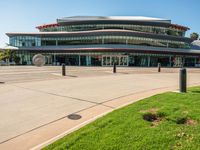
[6,16,200,67]
[191,40,200,50]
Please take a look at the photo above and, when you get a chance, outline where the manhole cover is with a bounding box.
[67,114,82,120]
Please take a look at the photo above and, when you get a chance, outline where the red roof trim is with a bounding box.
[36,23,59,30]
[170,24,189,31]
[36,23,190,31]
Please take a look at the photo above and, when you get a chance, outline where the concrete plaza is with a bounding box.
[0,66,200,150]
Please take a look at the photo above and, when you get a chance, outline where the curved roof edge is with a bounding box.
[57,16,171,24]
[35,16,189,31]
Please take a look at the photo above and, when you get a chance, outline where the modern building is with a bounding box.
[6,16,200,67]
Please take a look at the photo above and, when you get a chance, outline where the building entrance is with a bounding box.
[102,55,128,66]
[54,55,79,66]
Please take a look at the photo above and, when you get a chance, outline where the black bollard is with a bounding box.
[62,63,66,76]
[158,63,161,72]
[179,68,187,93]
[113,63,116,73]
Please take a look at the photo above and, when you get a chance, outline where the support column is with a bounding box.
[148,56,151,67]
[78,55,81,66]
[54,53,56,65]
[182,57,185,68]
[194,57,197,67]
[127,56,129,66]
[89,56,91,66]
[169,56,172,67]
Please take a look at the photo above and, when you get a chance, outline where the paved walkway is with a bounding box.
[0,67,200,150]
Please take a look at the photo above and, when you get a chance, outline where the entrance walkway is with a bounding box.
[0,67,200,149]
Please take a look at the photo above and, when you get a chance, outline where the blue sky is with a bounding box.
[0,0,199,47]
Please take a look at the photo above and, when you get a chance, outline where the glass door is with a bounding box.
[102,55,128,66]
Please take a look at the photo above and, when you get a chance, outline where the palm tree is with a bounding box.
[190,32,199,40]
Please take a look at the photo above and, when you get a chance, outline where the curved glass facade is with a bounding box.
[7,16,198,67]
[39,24,185,37]
[10,35,190,49]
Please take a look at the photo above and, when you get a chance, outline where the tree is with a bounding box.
[190,32,199,40]
[0,49,12,61]
[0,52,4,61]
[0,49,20,64]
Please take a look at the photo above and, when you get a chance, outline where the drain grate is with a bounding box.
[67,114,82,120]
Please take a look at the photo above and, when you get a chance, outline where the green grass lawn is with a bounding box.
[44,87,200,150]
